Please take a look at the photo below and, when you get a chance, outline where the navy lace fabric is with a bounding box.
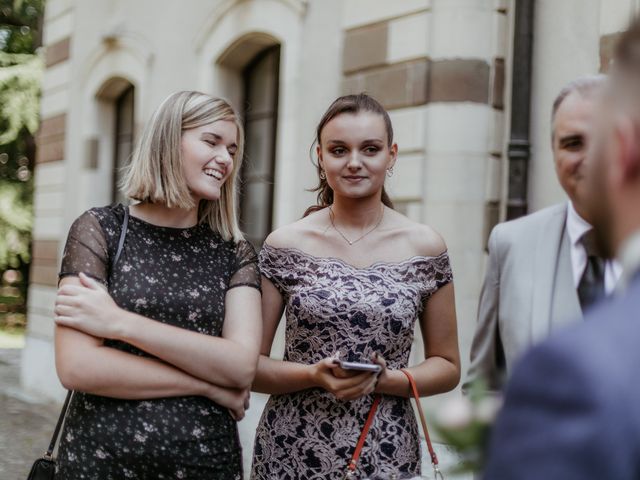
[251,244,452,480]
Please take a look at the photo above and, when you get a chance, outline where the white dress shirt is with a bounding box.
[566,201,622,294]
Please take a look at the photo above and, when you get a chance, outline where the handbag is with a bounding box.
[345,369,444,480]
[26,391,72,479]
[27,206,130,479]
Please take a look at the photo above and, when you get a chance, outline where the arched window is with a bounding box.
[240,45,280,246]
[112,85,135,204]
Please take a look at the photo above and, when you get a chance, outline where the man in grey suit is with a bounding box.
[484,19,640,478]
[465,75,621,392]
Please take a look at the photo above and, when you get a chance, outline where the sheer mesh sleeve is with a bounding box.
[58,211,109,285]
[228,240,261,292]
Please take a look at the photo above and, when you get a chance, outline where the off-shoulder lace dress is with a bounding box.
[251,244,452,480]
[55,204,260,480]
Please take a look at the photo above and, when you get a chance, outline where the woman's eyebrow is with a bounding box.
[325,138,385,145]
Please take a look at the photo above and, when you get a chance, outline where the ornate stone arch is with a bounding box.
[193,0,307,53]
[65,35,151,210]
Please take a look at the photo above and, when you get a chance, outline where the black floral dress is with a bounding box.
[251,244,453,480]
[55,204,260,479]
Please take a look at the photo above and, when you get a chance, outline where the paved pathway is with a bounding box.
[0,349,60,480]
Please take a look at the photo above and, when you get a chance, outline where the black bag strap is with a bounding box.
[45,205,130,459]
[113,205,129,269]
[44,390,73,459]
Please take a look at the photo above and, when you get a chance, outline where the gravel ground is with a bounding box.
[0,349,60,480]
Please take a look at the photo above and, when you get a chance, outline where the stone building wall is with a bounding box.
[22,0,640,475]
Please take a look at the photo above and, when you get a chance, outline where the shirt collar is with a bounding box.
[566,201,592,246]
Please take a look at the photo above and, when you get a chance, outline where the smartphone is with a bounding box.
[337,360,382,373]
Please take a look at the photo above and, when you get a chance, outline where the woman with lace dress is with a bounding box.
[251,93,461,479]
[52,91,262,479]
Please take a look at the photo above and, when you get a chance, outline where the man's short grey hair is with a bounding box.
[551,74,608,121]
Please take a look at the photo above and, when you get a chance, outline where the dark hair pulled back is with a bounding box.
[304,93,395,216]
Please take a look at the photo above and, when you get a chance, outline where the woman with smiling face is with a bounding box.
[251,94,460,479]
[53,91,261,479]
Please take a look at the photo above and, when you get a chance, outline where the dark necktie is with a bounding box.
[577,230,605,312]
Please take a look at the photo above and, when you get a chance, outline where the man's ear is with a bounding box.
[616,115,640,181]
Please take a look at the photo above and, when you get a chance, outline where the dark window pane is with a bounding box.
[112,85,135,204]
[241,45,280,247]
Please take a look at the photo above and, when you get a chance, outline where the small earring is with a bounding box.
[386,166,394,177]
[319,170,326,180]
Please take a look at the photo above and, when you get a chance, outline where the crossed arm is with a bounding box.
[54,273,262,418]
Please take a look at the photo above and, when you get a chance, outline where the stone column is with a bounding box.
[21,0,76,402]
[419,0,509,409]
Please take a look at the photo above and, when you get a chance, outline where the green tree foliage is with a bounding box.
[0,0,44,323]
[0,0,45,53]
[0,52,42,145]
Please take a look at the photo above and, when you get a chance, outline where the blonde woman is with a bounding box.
[53,91,261,479]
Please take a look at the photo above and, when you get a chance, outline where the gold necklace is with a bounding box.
[328,204,384,246]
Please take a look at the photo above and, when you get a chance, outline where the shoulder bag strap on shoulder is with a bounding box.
[113,205,129,269]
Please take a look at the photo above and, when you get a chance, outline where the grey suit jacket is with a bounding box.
[464,203,582,392]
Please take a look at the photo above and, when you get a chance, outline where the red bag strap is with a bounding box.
[400,369,441,470]
[346,370,444,479]
[346,395,381,475]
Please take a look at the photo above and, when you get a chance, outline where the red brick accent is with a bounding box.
[343,58,491,109]
[342,59,429,110]
[343,22,388,74]
[30,239,60,287]
[36,114,66,164]
[428,59,490,104]
[45,37,71,68]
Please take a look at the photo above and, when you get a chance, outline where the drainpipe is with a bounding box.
[506,0,535,220]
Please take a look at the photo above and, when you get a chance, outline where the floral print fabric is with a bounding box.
[56,204,260,479]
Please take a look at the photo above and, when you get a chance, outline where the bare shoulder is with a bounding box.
[264,209,328,249]
[385,209,447,257]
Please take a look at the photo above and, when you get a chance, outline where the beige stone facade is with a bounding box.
[23,0,640,476]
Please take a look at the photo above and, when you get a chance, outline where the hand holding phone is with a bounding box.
[336,360,382,373]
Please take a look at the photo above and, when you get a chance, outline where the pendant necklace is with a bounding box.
[328,204,384,246]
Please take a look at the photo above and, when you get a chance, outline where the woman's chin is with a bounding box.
[193,188,223,203]
[333,188,381,201]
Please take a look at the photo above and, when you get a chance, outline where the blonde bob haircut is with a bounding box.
[121,91,245,242]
